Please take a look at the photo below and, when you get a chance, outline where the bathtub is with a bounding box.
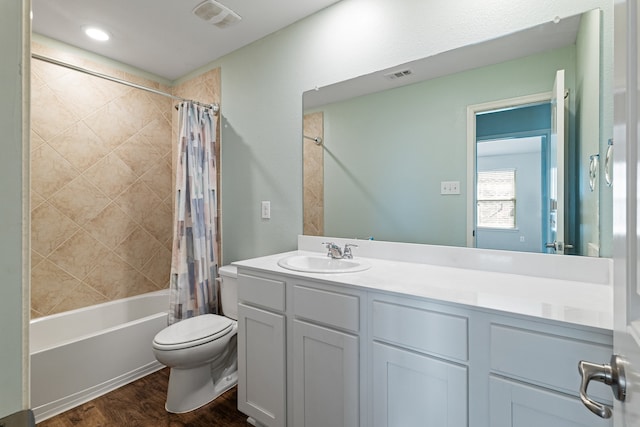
[30,289,170,422]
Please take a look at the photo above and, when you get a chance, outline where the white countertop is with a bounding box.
[233,249,613,331]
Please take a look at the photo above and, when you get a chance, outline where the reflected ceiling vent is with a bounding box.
[383,69,413,80]
[192,0,242,29]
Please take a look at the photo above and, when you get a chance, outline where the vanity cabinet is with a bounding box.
[370,297,469,427]
[237,273,287,427]
[490,377,610,427]
[488,319,613,427]
[292,320,359,426]
[371,342,467,426]
[292,284,362,427]
[237,272,365,427]
[236,267,613,427]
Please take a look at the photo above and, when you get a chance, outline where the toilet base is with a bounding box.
[165,364,238,413]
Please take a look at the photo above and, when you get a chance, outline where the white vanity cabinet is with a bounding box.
[237,272,287,427]
[490,377,610,427]
[237,271,365,427]
[369,296,469,427]
[236,264,613,427]
[292,284,363,427]
[487,318,613,427]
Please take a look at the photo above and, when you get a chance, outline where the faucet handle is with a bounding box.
[322,242,342,258]
[343,243,358,258]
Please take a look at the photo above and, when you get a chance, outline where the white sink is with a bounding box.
[277,255,371,274]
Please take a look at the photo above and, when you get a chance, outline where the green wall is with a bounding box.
[318,47,576,246]
[0,0,28,417]
[576,9,607,256]
[209,0,613,263]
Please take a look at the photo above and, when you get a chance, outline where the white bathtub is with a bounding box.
[30,290,170,422]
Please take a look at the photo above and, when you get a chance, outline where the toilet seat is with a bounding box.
[153,314,234,351]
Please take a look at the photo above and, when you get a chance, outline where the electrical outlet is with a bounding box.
[440,181,461,195]
[261,201,271,219]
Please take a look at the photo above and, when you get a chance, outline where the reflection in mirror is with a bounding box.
[303,8,608,256]
[303,112,325,236]
[474,102,554,254]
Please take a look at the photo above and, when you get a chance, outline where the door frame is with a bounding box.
[613,0,640,423]
[466,92,552,248]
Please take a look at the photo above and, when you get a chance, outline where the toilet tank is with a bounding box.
[218,265,238,320]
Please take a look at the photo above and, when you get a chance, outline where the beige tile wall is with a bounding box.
[303,112,324,236]
[30,41,221,318]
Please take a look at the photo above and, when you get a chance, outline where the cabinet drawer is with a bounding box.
[372,300,468,361]
[294,285,359,332]
[238,273,285,312]
[490,324,612,401]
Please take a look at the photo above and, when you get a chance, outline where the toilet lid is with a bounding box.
[154,314,233,348]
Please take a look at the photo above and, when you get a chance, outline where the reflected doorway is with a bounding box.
[476,134,547,252]
[467,71,572,254]
[473,102,554,253]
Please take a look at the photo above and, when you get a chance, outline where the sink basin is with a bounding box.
[277,255,371,274]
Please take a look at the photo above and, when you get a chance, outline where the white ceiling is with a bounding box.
[31,0,342,81]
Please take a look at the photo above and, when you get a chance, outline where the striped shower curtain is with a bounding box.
[169,101,219,324]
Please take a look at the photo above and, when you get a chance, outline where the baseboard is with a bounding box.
[32,361,164,423]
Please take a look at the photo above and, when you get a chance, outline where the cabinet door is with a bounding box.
[237,303,286,427]
[372,342,467,427]
[293,319,359,427]
[489,376,611,427]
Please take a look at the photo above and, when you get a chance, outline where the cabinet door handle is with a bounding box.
[578,355,626,418]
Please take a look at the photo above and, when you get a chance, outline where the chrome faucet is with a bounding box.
[323,242,343,259]
[342,244,357,259]
[322,242,358,259]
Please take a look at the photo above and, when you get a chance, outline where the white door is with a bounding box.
[613,0,640,424]
[578,2,640,426]
[547,69,567,254]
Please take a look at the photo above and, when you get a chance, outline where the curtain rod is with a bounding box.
[303,135,323,145]
[31,53,219,113]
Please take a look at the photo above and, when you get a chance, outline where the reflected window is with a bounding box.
[477,169,516,229]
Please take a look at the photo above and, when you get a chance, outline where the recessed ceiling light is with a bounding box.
[84,27,110,42]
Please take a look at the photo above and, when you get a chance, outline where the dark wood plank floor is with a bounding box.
[37,368,250,427]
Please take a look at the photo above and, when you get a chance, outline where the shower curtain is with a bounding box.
[169,101,219,324]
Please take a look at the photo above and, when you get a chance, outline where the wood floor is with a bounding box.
[37,368,251,427]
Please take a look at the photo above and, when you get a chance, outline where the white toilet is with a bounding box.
[152,265,239,413]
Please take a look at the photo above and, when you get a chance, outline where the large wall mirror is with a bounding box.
[303,8,612,257]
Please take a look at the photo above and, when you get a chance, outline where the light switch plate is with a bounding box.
[261,201,271,219]
[440,181,460,195]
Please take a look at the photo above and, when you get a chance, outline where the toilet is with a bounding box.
[152,265,239,413]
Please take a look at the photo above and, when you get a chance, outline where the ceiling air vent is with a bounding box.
[383,69,413,80]
[193,0,242,29]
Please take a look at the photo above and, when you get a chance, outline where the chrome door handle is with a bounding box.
[578,355,626,418]
[545,241,574,251]
[545,241,563,251]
